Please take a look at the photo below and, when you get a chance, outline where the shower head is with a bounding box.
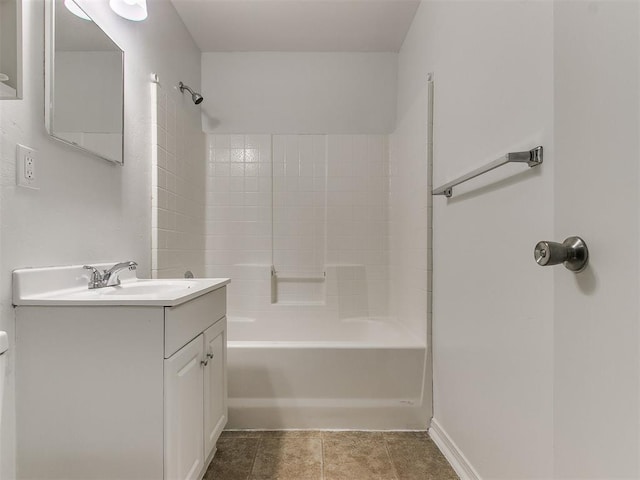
[178,81,204,105]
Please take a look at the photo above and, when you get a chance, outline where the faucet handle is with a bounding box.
[83,265,103,289]
[83,265,100,276]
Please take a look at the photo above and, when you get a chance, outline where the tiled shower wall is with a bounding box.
[151,82,206,278]
[325,135,389,318]
[272,135,326,283]
[205,134,389,322]
[205,134,273,317]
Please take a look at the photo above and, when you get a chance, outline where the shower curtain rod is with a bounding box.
[432,146,543,198]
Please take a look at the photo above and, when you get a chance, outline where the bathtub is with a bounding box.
[226,316,429,430]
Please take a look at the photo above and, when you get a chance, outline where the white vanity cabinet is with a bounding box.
[164,316,227,480]
[14,272,229,480]
[204,321,227,456]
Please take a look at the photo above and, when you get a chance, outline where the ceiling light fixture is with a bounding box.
[109,0,148,21]
[64,0,92,21]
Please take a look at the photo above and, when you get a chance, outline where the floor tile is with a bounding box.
[263,430,323,439]
[323,431,397,480]
[220,430,265,439]
[323,431,385,441]
[385,435,458,480]
[208,430,458,480]
[204,437,260,480]
[382,431,430,441]
[250,437,323,480]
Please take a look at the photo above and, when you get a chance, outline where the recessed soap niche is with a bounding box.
[0,0,22,99]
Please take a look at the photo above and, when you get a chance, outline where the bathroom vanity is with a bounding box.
[13,264,230,480]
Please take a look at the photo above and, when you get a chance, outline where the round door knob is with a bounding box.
[534,241,567,266]
[534,236,589,272]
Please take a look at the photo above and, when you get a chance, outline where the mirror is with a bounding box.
[45,0,124,164]
[0,0,22,99]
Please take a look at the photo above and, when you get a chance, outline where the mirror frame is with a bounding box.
[44,0,125,165]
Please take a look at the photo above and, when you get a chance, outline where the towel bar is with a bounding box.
[432,146,543,198]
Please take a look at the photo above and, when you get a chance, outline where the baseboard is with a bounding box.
[199,446,217,480]
[429,418,482,480]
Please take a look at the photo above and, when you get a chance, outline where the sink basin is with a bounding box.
[13,264,230,307]
[97,280,200,297]
[67,279,204,301]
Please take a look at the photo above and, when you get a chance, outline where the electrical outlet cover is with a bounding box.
[16,144,38,190]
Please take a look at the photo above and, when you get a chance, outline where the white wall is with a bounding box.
[553,2,640,478]
[0,0,201,477]
[397,1,555,478]
[200,52,397,134]
[399,1,640,479]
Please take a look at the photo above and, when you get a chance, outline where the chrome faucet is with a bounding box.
[83,261,138,289]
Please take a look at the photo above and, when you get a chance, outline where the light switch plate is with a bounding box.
[16,144,38,190]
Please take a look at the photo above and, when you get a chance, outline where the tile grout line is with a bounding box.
[246,435,263,480]
[320,435,326,480]
[383,437,402,480]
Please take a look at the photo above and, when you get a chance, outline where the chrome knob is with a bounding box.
[534,236,588,272]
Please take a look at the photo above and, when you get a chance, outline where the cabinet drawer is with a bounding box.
[164,287,226,358]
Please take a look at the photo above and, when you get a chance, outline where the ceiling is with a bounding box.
[170,0,421,52]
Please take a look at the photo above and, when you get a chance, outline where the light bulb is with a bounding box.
[109,0,147,21]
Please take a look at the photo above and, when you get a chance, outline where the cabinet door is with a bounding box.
[204,318,228,459]
[164,335,204,480]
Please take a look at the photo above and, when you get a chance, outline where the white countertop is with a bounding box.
[13,264,230,307]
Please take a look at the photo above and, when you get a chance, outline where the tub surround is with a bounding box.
[205,134,390,321]
[151,80,207,280]
[199,132,428,429]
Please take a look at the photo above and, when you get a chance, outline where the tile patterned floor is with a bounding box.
[204,431,459,480]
